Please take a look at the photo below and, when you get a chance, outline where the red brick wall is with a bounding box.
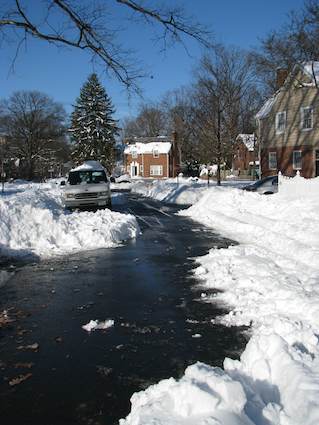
[261,146,316,178]
[233,143,257,172]
[124,153,169,178]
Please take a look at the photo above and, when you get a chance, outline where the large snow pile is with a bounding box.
[131,178,248,205]
[121,178,319,425]
[131,178,208,204]
[0,181,139,258]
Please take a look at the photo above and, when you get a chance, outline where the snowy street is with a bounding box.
[0,192,247,425]
[1,176,319,425]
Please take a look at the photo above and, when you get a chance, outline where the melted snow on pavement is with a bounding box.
[123,176,319,425]
[0,181,139,258]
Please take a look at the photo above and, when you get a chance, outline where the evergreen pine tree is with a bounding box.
[70,73,118,173]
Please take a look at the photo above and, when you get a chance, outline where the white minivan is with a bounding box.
[62,161,111,210]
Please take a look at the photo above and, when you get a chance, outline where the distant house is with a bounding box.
[123,134,180,178]
[232,134,259,177]
[256,62,319,178]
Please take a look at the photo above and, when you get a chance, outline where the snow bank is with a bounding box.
[0,181,139,258]
[120,362,252,425]
[121,178,319,425]
[131,178,249,205]
[132,178,209,205]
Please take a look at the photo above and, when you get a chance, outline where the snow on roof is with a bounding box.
[236,134,256,151]
[124,142,172,155]
[71,161,105,172]
[301,61,319,83]
[256,95,277,120]
[125,136,170,143]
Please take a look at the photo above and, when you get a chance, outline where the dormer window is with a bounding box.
[276,111,286,134]
[131,150,138,159]
[153,149,159,158]
[301,107,313,130]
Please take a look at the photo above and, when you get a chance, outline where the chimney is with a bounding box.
[276,68,288,89]
[171,130,178,146]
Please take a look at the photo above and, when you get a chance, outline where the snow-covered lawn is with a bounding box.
[0,181,139,259]
[123,177,319,425]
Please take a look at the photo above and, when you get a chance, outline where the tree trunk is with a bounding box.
[28,159,34,180]
[216,108,221,186]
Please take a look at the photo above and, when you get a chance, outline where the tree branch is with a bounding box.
[0,0,211,91]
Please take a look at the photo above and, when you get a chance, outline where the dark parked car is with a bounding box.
[242,175,278,195]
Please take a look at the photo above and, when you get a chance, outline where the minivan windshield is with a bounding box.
[68,170,107,185]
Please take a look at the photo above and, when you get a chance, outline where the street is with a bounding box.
[0,193,247,425]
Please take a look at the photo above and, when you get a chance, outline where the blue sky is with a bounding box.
[1,0,305,121]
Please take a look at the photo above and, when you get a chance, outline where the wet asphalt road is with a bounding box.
[0,192,247,425]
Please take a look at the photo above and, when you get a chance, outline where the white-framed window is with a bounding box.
[150,165,163,176]
[276,111,286,134]
[301,107,313,130]
[293,150,302,170]
[131,150,138,159]
[153,149,159,158]
[140,165,144,175]
[268,152,277,170]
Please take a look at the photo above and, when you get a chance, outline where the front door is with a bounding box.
[130,162,139,177]
[316,150,319,177]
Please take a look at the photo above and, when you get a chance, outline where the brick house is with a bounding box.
[256,62,319,178]
[123,134,180,178]
[232,134,259,177]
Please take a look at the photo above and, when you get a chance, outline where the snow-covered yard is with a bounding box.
[123,176,319,425]
[0,180,139,259]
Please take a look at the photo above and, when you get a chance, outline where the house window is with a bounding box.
[131,150,138,159]
[301,107,313,130]
[268,152,277,170]
[293,150,302,170]
[276,111,286,134]
[150,165,163,176]
[140,165,144,175]
[153,149,159,158]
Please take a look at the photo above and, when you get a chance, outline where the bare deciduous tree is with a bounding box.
[122,104,167,138]
[0,0,210,91]
[0,91,67,180]
[160,87,198,172]
[194,45,257,184]
[251,0,319,92]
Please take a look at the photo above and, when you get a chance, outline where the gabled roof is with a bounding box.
[256,61,319,120]
[236,134,256,151]
[124,142,172,155]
